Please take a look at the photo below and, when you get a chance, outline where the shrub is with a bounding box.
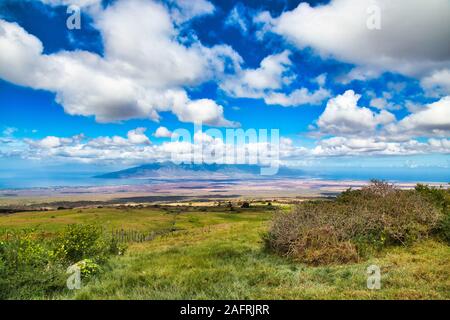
[439,215,450,243]
[0,224,127,299]
[0,230,66,299]
[0,230,52,269]
[289,226,359,265]
[241,202,250,208]
[55,224,126,264]
[415,184,450,243]
[75,258,101,278]
[265,181,443,265]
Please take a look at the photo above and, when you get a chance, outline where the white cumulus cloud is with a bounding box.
[263,0,450,93]
[221,50,329,107]
[316,90,395,136]
[265,87,331,107]
[0,0,239,126]
[154,126,173,138]
[385,96,450,138]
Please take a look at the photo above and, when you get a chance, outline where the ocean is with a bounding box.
[0,166,448,189]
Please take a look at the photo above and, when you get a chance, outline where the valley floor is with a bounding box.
[1,205,449,299]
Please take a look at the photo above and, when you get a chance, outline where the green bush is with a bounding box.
[75,258,101,278]
[0,230,66,299]
[439,215,450,243]
[55,224,126,264]
[0,224,126,299]
[265,181,443,265]
[415,183,450,243]
[241,202,250,208]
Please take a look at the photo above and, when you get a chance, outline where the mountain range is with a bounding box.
[95,162,304,180]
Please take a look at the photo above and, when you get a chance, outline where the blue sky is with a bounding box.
[0,0,449,180]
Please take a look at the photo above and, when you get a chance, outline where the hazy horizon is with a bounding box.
[1,162,448,189]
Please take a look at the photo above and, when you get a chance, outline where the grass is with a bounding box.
[0,206,268,234]
[0,204,449,299]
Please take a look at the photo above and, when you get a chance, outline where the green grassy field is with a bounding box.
[0,205,449,299]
